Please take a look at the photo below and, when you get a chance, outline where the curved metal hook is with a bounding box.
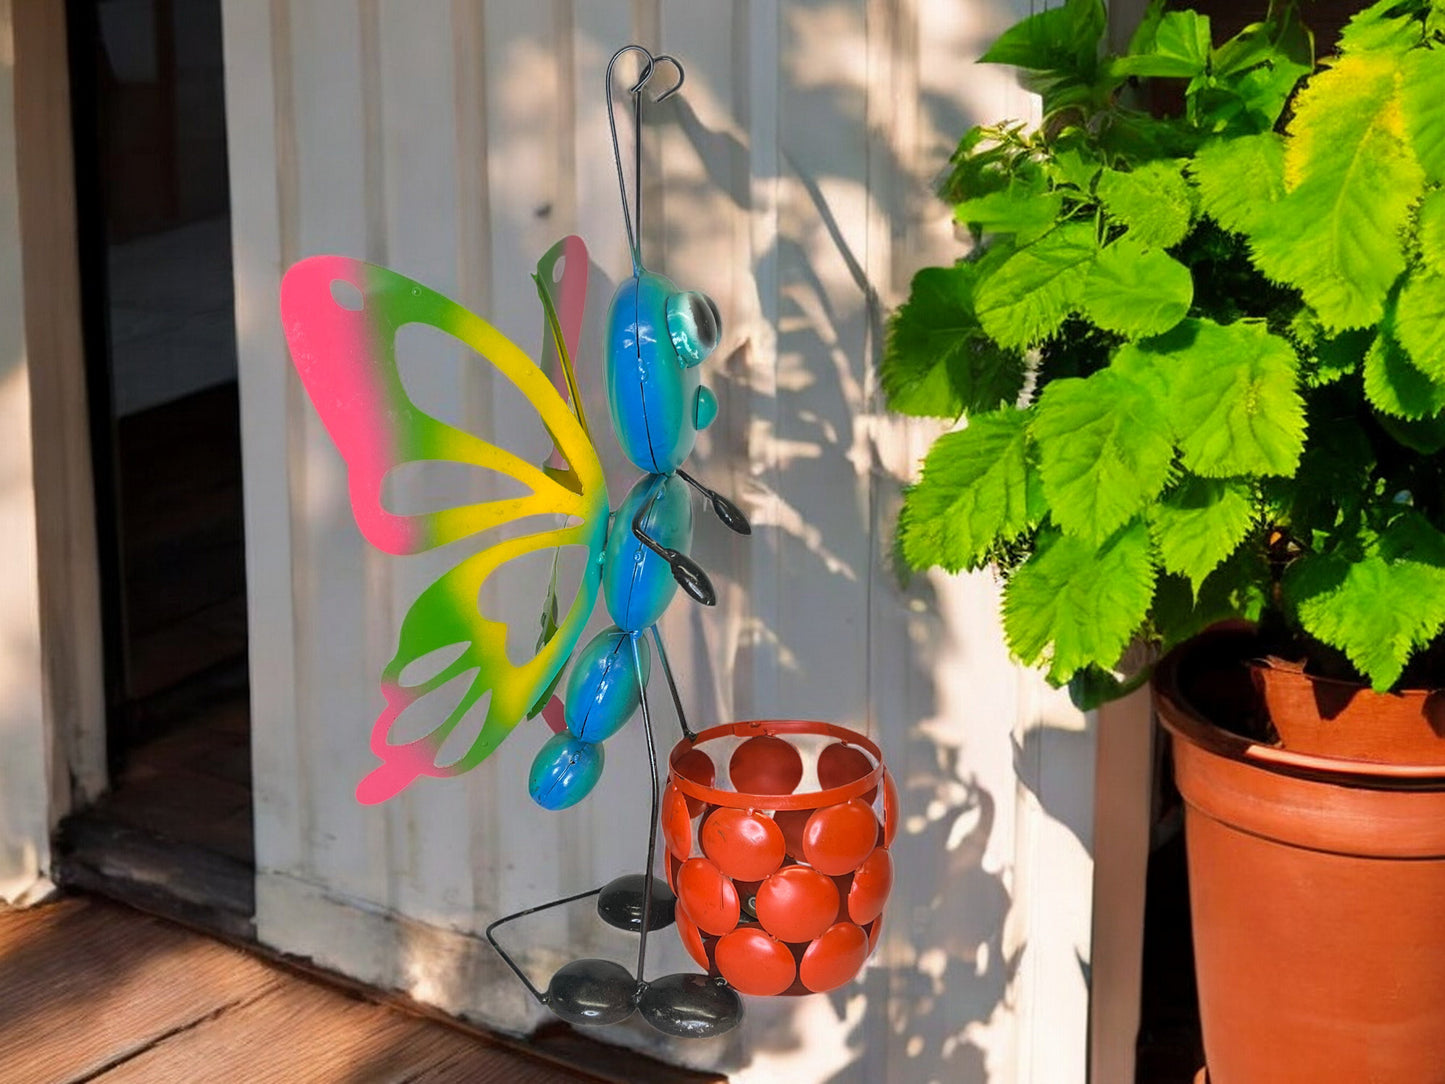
[606,45,687,275]
[607,44,655,275]
[647,54,686,102]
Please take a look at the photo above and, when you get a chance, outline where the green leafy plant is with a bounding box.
[885,0,1445,698]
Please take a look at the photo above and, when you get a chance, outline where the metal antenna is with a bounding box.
[606,45,686,276]
[607,45,653,275]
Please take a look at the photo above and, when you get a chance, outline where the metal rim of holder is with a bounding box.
[668,720,885,811]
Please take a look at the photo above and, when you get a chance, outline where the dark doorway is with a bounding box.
[58,0,253,937]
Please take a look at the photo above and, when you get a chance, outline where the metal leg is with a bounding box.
[631,632,663,988]
[678,468,751,535]
[484,886,604,1005]
[650,624,696,742]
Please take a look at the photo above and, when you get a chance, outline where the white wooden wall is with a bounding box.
[0,0,52,906]
[222,2,1100,1080]
[0,0,107,907]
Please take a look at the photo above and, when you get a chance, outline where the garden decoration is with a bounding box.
[280,44,893,1040]
[884,0,1445,1079]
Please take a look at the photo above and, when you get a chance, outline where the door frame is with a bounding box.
[7,0,113,883]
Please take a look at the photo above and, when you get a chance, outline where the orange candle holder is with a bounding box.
[663,720,896,996]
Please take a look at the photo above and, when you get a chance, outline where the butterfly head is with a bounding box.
[605,270,722,474]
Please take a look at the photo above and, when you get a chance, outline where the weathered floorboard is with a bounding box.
[0,896,606,1084]
[0,896,279,1083]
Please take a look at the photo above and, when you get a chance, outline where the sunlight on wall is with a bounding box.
[0,361,51,905]
[0,0,52,905]
[226,1,1096,1081]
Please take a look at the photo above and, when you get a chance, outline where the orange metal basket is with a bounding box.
[663,720,896,996]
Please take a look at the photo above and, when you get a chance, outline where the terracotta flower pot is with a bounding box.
[1250,658,1445,765]
[1155,629,1445,1084]
[662,720,895,997]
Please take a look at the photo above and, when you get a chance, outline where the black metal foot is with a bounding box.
[638,973,744,1038]
[545,958,637,1026]
[597,873,676,933]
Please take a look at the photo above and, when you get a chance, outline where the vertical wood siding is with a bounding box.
[0,0,52,905]
[222,2,1098,1080]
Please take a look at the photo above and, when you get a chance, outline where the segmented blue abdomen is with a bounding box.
[528,732,605,810]
[563,626,651,743]
[603,473,693,632]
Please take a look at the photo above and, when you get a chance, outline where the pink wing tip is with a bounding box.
[355,745,434,805]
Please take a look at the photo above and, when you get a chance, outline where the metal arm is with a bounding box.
[632,486,717,607]
[678,468,751,535]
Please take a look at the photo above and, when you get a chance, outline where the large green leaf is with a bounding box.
[1393,268,1445,381]
[980,0,1105,75]
[1002,520,1158,684]
[1149,476,1255,593]
[1080,239,1192,338]
[1337,0,1426,55]
[1158,319,1307,477]
[1096,160,1193,249]
[1046,145,1103,192]
[1363,327,1445,419]
[1418,189,1445,276]
[1248,51,1423,331]
[898,409,1031,573]
[1110,10,1211,78]
[940,124,1036,205]
[1188,133,1285,235]
[1212,48,1311,134]
[1032,364,1175,544]
[1288,544,1445,690]
[975,222,1099,348]
[1124,0,1166,58]
[954,187,1065,243]
[1199,3,1311,134]
[1211,4,1312,87]
[882,261,1025,417]
[1401,47,1445,182]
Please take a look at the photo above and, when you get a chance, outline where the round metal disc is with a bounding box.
[596,873,676,932]
[545,958,637,1027]
[637,973,744,1039]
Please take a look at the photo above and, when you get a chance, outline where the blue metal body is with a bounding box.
[528,264,722,810]
[528,731,607,810]
[564,627,651,743]
[603,473,693,632]
[605,271,718,475]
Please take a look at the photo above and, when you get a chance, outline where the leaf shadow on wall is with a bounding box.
[632,3,1066,1077]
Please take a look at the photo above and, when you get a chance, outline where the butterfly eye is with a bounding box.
[665,291,721,368]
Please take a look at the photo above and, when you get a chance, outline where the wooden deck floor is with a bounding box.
[0,895,604,1084]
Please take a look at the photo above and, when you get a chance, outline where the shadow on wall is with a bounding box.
[264,0,1088,1080]
[613,2,1081,1081]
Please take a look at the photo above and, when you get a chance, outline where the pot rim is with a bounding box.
[1156,630,1445,785]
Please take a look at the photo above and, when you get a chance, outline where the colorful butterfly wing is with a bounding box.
[280,253,608,804]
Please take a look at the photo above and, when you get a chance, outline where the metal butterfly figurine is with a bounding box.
[279,45,750,1037]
